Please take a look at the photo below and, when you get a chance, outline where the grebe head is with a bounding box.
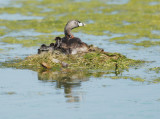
[64,20,86,39]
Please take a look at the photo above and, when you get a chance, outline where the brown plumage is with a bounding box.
[38,20,89,54]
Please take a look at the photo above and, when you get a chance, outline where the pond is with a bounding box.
[0,0,160,119]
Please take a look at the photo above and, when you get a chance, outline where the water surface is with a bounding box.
[0,0,160,119]
[0,68,160,119]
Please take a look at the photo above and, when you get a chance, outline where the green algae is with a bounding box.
[5,91,16,95]
[150,67,160,73]
[131,47,140,50]
[134,41,160,47]
[0,51,143,72]
[0,29,6,36]
[109,35,139,42]
[148,77,160,84]
[1,35,56,47]
[109,76,145,82]
[0,0,160,47]
[152,78,160,83]
[0,49,4,53]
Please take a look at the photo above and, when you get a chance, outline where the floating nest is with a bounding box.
[1,44,143,73]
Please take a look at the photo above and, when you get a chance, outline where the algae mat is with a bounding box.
[0,0,160,47]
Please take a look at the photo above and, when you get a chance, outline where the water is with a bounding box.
[0,42,37,62]
[0,29,47,38]
[0,13,43,20]
[0,0,11,7]
[0,0,160,119]
[1,68,160,119]
[149,1,160,5]
[106,0,130,5]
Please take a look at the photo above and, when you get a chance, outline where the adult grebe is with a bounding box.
[38,20,89,54]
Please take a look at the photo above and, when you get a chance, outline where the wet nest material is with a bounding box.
[1,43,143,72]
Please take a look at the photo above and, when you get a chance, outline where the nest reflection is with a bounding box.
[38,69,107,102]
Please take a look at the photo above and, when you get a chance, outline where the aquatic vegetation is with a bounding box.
[110,76,145,82]
[134,41,160,47]
[150,67,160,73]
[0,50,143,72]
[148,77,160,84]
[0,29,6,36]
[152,78,160,83]
[131,47,140,50]
[1,35,56,47]
[0,0,160,47]
[5,91,16,95]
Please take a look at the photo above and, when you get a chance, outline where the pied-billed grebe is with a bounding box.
[64,20,86,39]
[38,20,89,54]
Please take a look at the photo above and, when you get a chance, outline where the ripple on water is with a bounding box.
[0,0,11,7]
[0,29,47,39]
[106,0,130,4]
[152,30,160,35]
[0,13,43,20]
[149,1,160,5]
[0,0,22,8]
[74,0,90,2]
[0,42,37,62]
[123,21,131,25]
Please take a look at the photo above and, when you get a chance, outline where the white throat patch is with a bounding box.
[78,22,83,26]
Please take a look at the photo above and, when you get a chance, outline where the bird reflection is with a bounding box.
[37,69,107,103]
